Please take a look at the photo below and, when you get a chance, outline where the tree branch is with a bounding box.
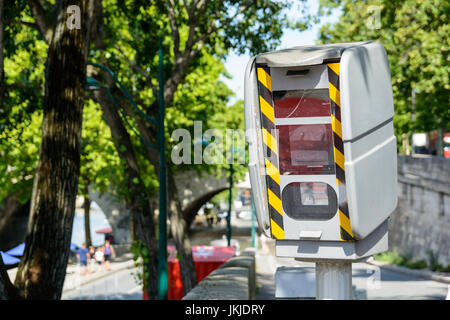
[5,19,39,30]
[194,0,253,50]
[121,98,160,170]
[183,0,205,19]
[162,0,252,108]
[162,0,209,107]
[26,0,52,43]
[167,0,181,62]
[113,42,158,98]
[184,0,208,54]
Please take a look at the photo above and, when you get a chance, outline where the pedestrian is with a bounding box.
[88,245,96,273]
[103,240,116,272]
[95,246,105,272]
[107,235,115,244]
[76,243,90,275]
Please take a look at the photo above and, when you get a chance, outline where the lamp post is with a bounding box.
[226,145,240,247]
[156,35,168,300]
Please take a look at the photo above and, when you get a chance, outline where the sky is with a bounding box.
[221,0,342,105]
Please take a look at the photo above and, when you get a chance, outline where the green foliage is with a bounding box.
[131,240,150,288]
[0,4,48,203]
[78,99,125,197]
[166,53,235,177]
[317,0,450,149]
[1,0,296,207]
[374,251,428,269]
[374,250,450,272]
[406,259,428,270]
[374,250,407,265]
[0,2,46,134]
[207,99,248,182]
[92,0,290,186]
[427,250,450,273]
[0,110,41,203]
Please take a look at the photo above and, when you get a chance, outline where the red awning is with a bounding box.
[95,227,112,234]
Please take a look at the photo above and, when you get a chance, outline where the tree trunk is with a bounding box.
[89,1,159,299]
[167,170,197,295]
[131,115,197,294]
[92,86,159,299]
[13,0,94,300]
[135,117,197,295]
[83,182,92,247]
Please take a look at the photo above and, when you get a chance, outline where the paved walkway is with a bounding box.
[6,251,137,296]
[254,237,449,300]
[62,252,136,294]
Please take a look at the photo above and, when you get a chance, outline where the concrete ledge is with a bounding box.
[183,248,256,300]
[398,174,450,195]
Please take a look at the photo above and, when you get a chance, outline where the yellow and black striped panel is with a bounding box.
[328,62,355,241]
[256,66,284,240]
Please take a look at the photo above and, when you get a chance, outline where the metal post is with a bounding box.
[227,163,233,247]
[251,199,256,248]
[315,261,352,300]
[437,128,444,157]
[157,35,168,300]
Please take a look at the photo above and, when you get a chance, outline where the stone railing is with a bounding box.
[389,155,450,266]
[183,248,256,300]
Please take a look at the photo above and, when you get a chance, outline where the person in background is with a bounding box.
[76,243,90,275]
[106,235,115,244]
[88,245,96,273]
[102,240,116,272]
[95,246,105,272]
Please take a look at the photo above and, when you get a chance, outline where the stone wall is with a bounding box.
[388,155,450,266]
[183,248,256,300]
[89,190,132,245]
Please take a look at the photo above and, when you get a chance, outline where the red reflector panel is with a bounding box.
[277,124,335,175]
[273,89,331,118]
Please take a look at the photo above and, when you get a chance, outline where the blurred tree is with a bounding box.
[88,0,301,297]
[78,99,126,247]
[0,0,309,299]
[317,0,449,153]
[0,0,95,300]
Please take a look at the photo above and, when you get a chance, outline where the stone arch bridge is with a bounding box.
[89,170,231,244]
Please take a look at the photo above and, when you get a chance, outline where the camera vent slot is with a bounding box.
[286,69,309,76]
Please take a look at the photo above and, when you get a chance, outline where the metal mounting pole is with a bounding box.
[315,261,352,300]
[157,35,168,300]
